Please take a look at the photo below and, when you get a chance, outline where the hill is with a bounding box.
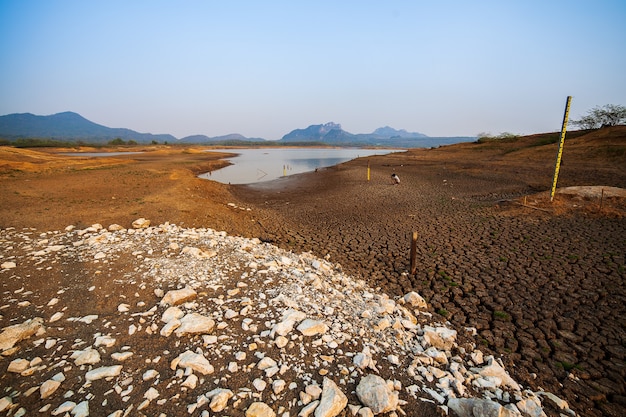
[0,111,475,147]
[280,122,474,147]
[0,112,176,144]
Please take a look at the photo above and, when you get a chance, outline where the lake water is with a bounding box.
[199,148,403,184]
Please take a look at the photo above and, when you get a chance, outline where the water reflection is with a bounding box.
[199,148,402,184]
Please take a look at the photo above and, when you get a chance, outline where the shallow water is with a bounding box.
[199,148,403,184]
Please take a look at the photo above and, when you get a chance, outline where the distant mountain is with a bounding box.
[0,111,475,148]
[179,133,265,144]
[281,122,474,147]
[372,126,427,138]
[280,122,354,143]
[0,112,176,143]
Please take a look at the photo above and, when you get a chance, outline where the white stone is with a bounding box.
[8,358,30,373]
[160,287,197,306]
[1,261,16,269]
[0,397,12,412]
[478,356,521,391]
[52,401,76,415]
[144,387,160,401]
[355,374,398,415]
[403,292,427,309]
[299,401,319,417]
[111,352,133,361]
[71,401,89,417]
[297,319,328,336]
[253,378,267,391]
[0,317,44,351]
[273,380,286,394]
[174,313,215,336]
[246,402,276,417]
[314,377,347,417]
[258,356,278,370]
[50,312,64,322]
[40,379,62,399]
[160,319,181,337]
[181,374,198,389]
[517,396,546,417]
[161,306,184,323]
[142,369,159,381]
[85,365,123,381]
[132,218,150,228]
[170,350,214,375]
[72,348,101,366]
[206,388,234,412]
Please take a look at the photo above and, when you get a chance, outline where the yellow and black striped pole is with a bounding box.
[550,96,572,202]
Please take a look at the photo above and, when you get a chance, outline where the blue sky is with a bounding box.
[1,1,625,140]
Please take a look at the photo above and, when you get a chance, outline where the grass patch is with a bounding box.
[437,308,448,317]
[493,311,511,321]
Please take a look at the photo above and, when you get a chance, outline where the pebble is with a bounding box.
[0,220,562,417]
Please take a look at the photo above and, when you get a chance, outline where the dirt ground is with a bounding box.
[1,126,625,416]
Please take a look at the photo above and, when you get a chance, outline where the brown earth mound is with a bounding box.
[1,126,625,416]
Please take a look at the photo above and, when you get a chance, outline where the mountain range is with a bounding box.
[0,112,475,148]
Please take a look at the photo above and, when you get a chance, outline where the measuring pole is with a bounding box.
[550,96,572,202]
[367,161,370,181]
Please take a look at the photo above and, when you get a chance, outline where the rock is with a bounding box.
[355,374,398,415]
[206,388,234,412]
[174,313,215,336]
[422,326,457,350]
[0,317,44,351]
[517,395,546,417]
[160,287,197,306]
[161,306,185,323]
[132,218,150,228]
[353,346,378,371]
[52,401,76,415]
[1,261,16,269]
[315,377,348,417]
[85,365,123,381]
[71,348,101,366]
[40,379,62,399]
[71,401,89,417]
[477,356,521,391]
[447,398,519,417]
[160,319,181,337]
[299,401,319,417]
[246,402,276,417]
[403,292,427,309]
[535,391,569,411]
[171,350,214,375]
[181,246,217,259]
[357,408,374,417]
[8,358,30,373]
[0,397,12,412]
[297,319,329,336]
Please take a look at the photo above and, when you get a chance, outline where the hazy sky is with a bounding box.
[1,1,625,140]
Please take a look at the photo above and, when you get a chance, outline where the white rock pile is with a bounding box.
[0,220,575,417]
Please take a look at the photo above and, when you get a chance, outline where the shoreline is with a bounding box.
[1,131,625,416]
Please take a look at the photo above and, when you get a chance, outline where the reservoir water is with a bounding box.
[199,148,403,185]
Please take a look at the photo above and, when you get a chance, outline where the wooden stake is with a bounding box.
[410,231,418,275]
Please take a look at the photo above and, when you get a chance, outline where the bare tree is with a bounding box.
[572,104,626,129]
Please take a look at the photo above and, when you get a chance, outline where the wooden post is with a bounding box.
[410,231,418,275]
[600,188,605,211]
[367,161,371,181]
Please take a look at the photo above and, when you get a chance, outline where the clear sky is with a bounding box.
[1,1,625,140]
